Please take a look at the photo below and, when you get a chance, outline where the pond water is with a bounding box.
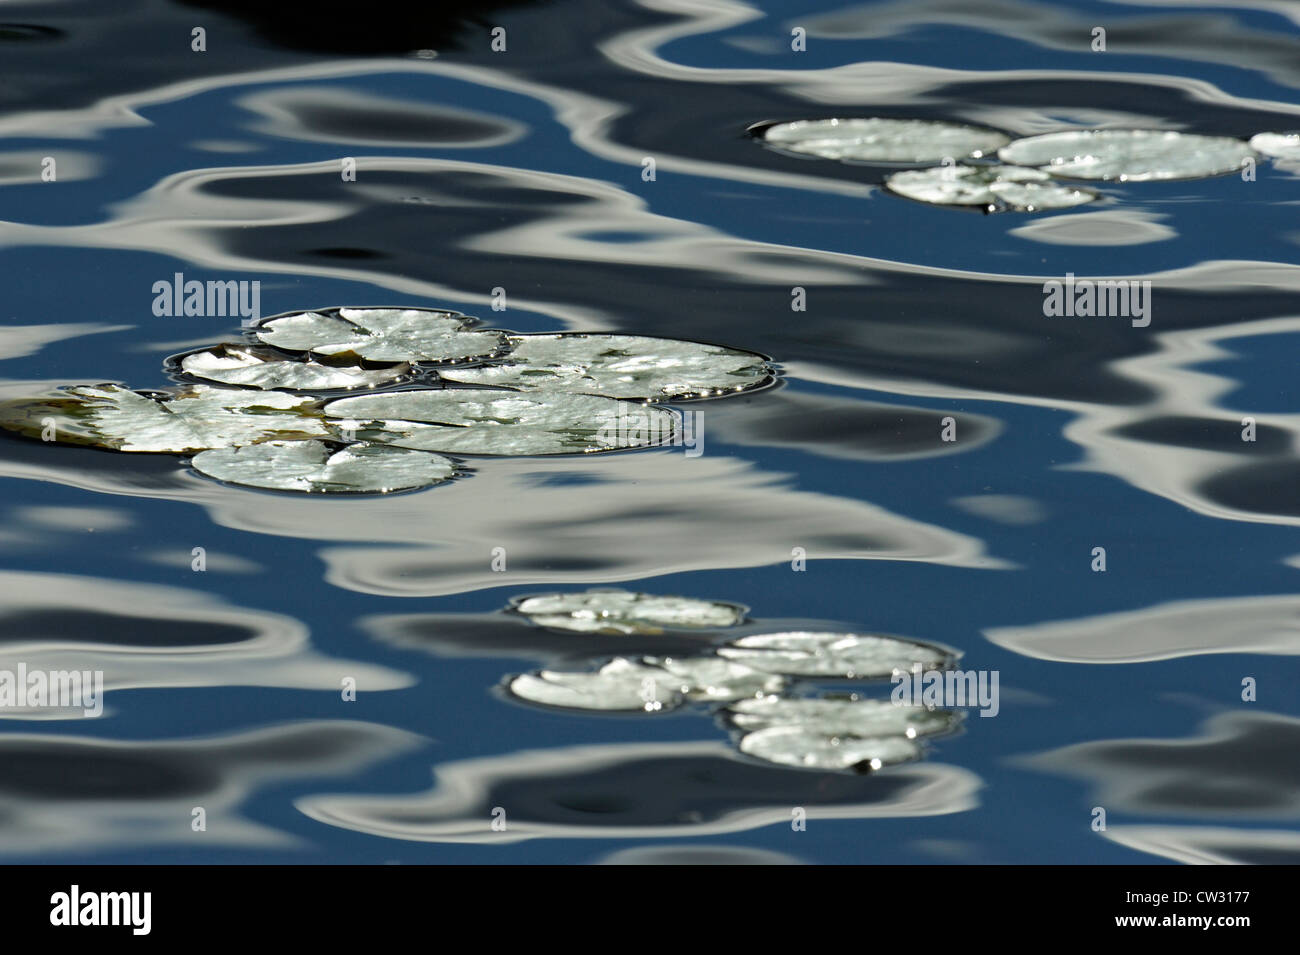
[2,0,1299,864]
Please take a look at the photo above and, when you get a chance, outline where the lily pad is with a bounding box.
[725,695,959,738]
[506,658,686,713]
[738,727,920,774]
[1249,132,1300,161]
[0,383,329,453]
[191,440,457,493]
[641,655,786,701]
[509,589,747,635]
[254,306,509,363]
[437,333,773,400]
[508,653,783,712]
[178,343,408,392]
[323,390,680,456]
[886,164,1096,212]
[998,129,1256,182]
[738,724,921,771]
[761,118,1009,164]
[718,631,955,679]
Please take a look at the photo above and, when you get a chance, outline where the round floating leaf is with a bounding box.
[886,164,1096,212]
[738,724,921,771]
[718,631,955,679]
[641,655,786,702]
[507,654,782,712]
[507,658,685,713]
[761,118,1009,164]
[998,129,1256,182]
[0,383,329,453]
[510,589,747,635]
[1249,132,1300,161]
[324,390,680,456]
[191,440,456,493]
[178,343,408,392]
[437,333,774,401]
[726,695,959,738]
[254,306,509,363]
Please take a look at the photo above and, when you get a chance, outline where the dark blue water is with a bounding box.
[2,0,1299,864]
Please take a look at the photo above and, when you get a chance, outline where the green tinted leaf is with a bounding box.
[179,343,408,392]
[762,118,1009,163]
[438,333,773,400]
[324,390,680,456]
[510,589,747,634]
[191,440,456,493]
[999,129,1256,182]
[718,631,955,679]
[255,307,508,363]
[886,164,1096,211]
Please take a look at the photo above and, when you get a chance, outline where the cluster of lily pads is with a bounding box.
[503,589,962,772]
[758,119,1300,213]
[0,307,776,493]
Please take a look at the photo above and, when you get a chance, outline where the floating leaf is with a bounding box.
[191,440,456,493]
[510,589,747,635]
[1249,132,1300,161]
[998,129,1256,182]
[254,306,509,363]
[508,653,782,712]
[718,631,955,679]
[507,658,685,713]
[178,343,408,392]
[642,655,786,701]
[761,118,1009,164]
[726,695,959,738]
[738,724,921,771]
[885,164,1096,212]
[0,383,328,453]
[324,390,680,456]
[437,333,773,401]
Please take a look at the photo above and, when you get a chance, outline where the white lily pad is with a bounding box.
[726,695,959,738]
[886,164,1096,212]
[437,333,773,401]
[761,118,1009,164]
[507,658,686,713]
[738,724,921,771]
[642,655,786,701]
[1249,132,1300,161]
[324,390,680,456]
[718,631,955,679]
[510,589,747,635]
[0,383,329,453]
[191,440,456,493]
[178,343,408,392]
[998,129,1256,182]
[508,653,783,713]
[254,306,509,363]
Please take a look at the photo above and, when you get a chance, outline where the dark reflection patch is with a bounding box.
[0,746,217,800]
[0,610,256,647]
[1198,461,1300,517]
[1113,415,1289,454]
[1028,712,1300,817]
[0,23,61,41]
[368,752,923,828]
[174,0,545,54]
